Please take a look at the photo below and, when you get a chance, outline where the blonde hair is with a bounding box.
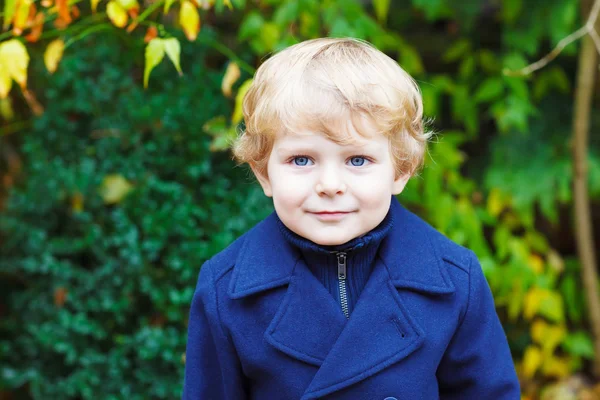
[232,37,431,178]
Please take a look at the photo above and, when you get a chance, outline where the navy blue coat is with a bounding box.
[183,198,520,399]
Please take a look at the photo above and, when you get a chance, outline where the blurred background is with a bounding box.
[1,0,600,398]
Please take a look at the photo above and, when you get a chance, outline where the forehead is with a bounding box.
[273,129,387,152]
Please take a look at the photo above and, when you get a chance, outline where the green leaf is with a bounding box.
[163,38,182,75]
[2,0,16,30]
[239,11,264,41]
[373,0,390,23]
[474,78,504,103]
[163,0,176,14]
[562,331,595,359]
[273,1,299,26]
[478,49,500,73]
[501,0,522,24]
[443,39,471,63]
[399,43,424,75]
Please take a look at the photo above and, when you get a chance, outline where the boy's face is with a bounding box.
[253,126,410,246]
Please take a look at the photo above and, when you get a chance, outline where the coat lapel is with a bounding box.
[228,197,457,398]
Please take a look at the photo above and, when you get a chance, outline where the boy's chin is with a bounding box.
[303,230,361,247]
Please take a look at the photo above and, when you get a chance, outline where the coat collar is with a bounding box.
[228,196,456,299]
[227,196,456,399]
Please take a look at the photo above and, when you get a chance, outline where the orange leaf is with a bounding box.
[54,287,68,307]
[144,26,158,43]
[41,0,53,7]
[107,1,128,28]
[24,12,45,42]
[71,5,80,18]
[56,0,72,24]
[179,1,200,41]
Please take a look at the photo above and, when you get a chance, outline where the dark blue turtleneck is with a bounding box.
[276,204,394,318]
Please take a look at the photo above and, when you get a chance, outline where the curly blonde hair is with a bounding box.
[232,37,431,178]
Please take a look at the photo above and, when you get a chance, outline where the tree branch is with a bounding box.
[504,0,600,76]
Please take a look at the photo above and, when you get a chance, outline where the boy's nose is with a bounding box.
[315,166,347,196]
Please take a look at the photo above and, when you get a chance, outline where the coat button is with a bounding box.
[384,398,398,400]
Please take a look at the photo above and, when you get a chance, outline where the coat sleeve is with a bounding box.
[182,260,248,400]
[436,252,521,399]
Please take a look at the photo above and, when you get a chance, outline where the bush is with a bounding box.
[0,30,271,399]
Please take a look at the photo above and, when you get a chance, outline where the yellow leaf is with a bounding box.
[547,249,564,273]
[44,39,65,74]
[91,0,101,12]
[523,287,544,320]
[100,174,133,204]
[0,39,29,88]
[116,0,137,10]
[3,0,17,30]
[531,320,566,356]
[163,37,182,75]
[144,38,165,88]
[487,188,505,217]
[221,62,240,97]
[527,254,544,274]
[524,287,564,322]
[0,61,13,99]
[180,1,200,41]
[107,1,128,28]
[232,78,252,125]
[164,0,176,13]
[13,0,33,34]
[541,355,571,378]
[522,346,542,378]
[223,0,232,9]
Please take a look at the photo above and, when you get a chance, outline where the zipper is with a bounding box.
[336,252,349,319]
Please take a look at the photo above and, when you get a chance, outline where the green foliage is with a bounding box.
[0,30,271,399]
[1,0,600,397]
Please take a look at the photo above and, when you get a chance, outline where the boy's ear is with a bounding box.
[250,163,273,197]
[392,173,411,195]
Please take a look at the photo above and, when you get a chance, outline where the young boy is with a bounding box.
[183,37,520,399]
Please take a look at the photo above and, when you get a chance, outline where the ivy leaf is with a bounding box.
[44,39,65,74]
[144,38,166,88]
[107,1,128,27]
[221,62,240,97]
[180,1,200,41]
[163,38,182,76]
[0,39,30,88]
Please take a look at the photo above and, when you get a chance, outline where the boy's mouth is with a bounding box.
[309,210,356,221]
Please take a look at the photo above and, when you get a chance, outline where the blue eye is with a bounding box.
[349,157,367,166]
[293,156,312,166]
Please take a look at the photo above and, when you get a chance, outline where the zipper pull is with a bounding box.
[337,252,347,279]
